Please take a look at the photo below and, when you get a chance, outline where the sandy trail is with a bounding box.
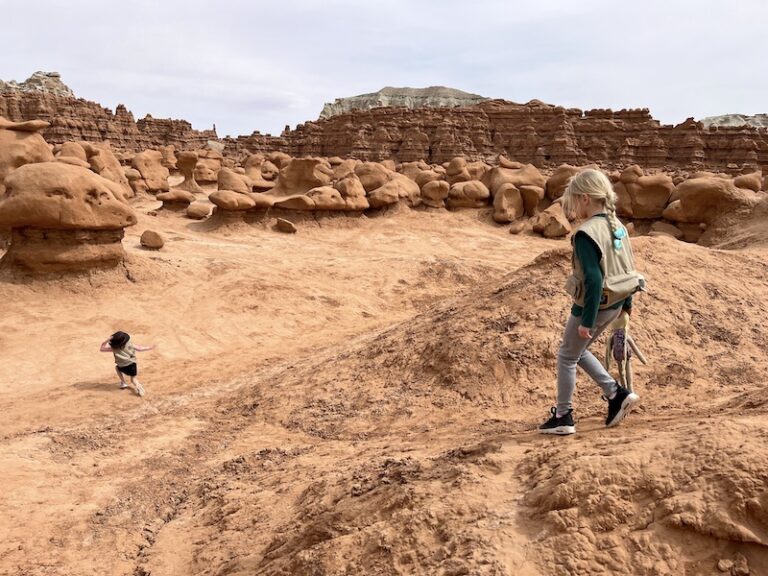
[1,203,766,576]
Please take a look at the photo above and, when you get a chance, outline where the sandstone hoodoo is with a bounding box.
[0,162,137,273]
[176,151,204,194]
[156,188,195,212]
[130,150,170,194]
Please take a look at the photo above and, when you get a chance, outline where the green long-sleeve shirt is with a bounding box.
[571,218,632,328]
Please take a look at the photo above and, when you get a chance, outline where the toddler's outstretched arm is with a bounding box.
[99,339,112,352]
[134,344,156,352]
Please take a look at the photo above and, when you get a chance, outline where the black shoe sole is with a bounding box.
[607,393,639,428]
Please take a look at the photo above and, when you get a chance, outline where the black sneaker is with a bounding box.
[605,385,640,427]
[539,407,576,435]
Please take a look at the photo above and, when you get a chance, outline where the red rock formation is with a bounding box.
[223,100,768,172]
[0,92,216,151]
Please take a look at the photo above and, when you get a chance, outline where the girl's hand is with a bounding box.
[578,326,592,339]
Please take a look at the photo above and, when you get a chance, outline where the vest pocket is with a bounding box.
[565,275,582,300]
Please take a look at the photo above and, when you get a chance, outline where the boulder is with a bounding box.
[355,162,392,192]
[446,157,471,185]
[81,142,132,198]
[368,177,421,209]
[545,164,597,201]
[734,172,762,192]
[509,220,526,235]
[160,145,177,170]
[674,176,758,223]
[268,152,293,169]
[209,190,256,211]
[131,150,170,193]
[617,166,674,219]
[532,203,571,238]
[446,180,490,209]
[194,150,223,183]
[492,183,524,223]
[649,221,683,240]
[519,185,545,217]
[56,142,88,162]
[140,230,164,249]
[186,202,211,220]
[421,180,450,208]
[484,164,547,198]
[275,218,297,233]
[415,169,443,189]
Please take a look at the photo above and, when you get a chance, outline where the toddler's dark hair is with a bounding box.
[109,331,130,349]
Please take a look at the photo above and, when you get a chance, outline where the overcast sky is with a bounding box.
[2,0,766,137]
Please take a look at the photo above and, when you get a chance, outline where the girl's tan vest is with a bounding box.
[565,215,645,309]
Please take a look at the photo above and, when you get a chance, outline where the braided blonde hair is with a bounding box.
[562,169,624,249]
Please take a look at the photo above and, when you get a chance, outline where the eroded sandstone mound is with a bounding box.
[0,162,136,273]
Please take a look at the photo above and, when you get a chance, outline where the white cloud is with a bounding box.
[1,0,766,135]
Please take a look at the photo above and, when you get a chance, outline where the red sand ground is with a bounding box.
[1,197,766,575]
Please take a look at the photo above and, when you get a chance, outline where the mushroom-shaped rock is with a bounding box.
[421,180,450,208]
[217,167,251,194]
[0,162,137,273]
[446,180,490,209]
[131,150,170,194]
[531,203,571,238]
[157,189,195,211]
[209,190,256,211]
[270,158,333,197]
[0,116,55,193]
[493,183,524,223]
[186,202,211,220]
[176,151,204,193]
[140,230,164,249]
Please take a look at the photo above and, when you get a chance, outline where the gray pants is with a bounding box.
[556,308,621,414]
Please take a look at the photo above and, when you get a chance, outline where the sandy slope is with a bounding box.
[0,200,766,576]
